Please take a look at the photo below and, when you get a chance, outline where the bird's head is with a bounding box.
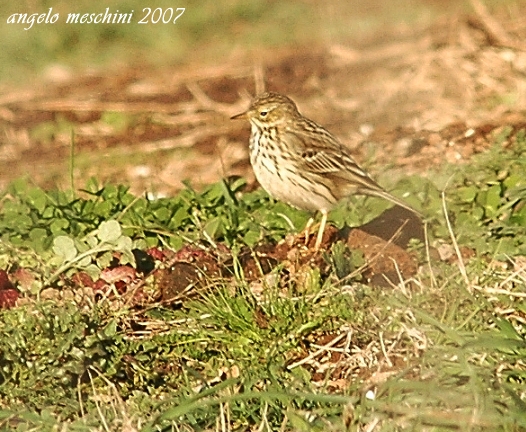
[231,92,300,128]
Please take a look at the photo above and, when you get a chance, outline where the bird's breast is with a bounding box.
[248,129,336,213]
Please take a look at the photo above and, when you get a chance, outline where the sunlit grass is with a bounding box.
[0,129,525,429]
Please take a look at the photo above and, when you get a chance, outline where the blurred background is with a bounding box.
[1,0,524,195]
[1,0,474,84]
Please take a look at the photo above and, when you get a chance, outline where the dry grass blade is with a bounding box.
[287,332,348,370]
[442,190,472,292]
[187,82,248,116]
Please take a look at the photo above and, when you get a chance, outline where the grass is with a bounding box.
[0,127,525,430]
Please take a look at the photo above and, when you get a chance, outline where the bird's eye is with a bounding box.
[259,111,268,117]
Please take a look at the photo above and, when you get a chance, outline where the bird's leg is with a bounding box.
[314,209,328,250]
[303,216,315,246]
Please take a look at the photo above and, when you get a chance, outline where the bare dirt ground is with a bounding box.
[1,1,526,293]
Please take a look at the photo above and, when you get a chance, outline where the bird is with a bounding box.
[231,92,422,249]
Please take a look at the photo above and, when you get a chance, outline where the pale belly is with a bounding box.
[251,152,336,213]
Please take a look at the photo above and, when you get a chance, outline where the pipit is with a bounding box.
[231,92,422,249]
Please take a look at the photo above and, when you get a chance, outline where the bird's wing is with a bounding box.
[285,123,383,193]
[284,123,422,216]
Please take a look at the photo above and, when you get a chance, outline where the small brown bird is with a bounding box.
[232,92,421,249]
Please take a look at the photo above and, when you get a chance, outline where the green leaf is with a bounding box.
[120,249,135,266]
[503,173,523,191]
[144,236,159,248]
[50,218,69,235]
[97,220,122,243]
[153,207,171,222]
[94,200,113,217]
[169,235,184,250]
[29,228,50,252]
[456,185,477,203]
[204,217,223,239]
[328,241,354,279]
[243,229,261,247]
[220,178,239,207]
[96,251,113,269]
[485,183,502,215]
[202,182,224,204]
[77,254,92,267]
[26,188,48,213]
[9,178,29,195]
[170,206,189,227]
[83,264,101,280]
[115,235,132,251]
[52,236,77,261]
[102,319,118,337]
[5,213,33,233]
[494,318,522,340]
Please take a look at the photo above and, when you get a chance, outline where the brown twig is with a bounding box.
[469,0,526,51]
[186,82,249,116]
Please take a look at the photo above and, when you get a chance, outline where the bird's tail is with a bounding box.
[366,188,423,218]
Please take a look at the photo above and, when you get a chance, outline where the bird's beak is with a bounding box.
[230,111,247,120]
